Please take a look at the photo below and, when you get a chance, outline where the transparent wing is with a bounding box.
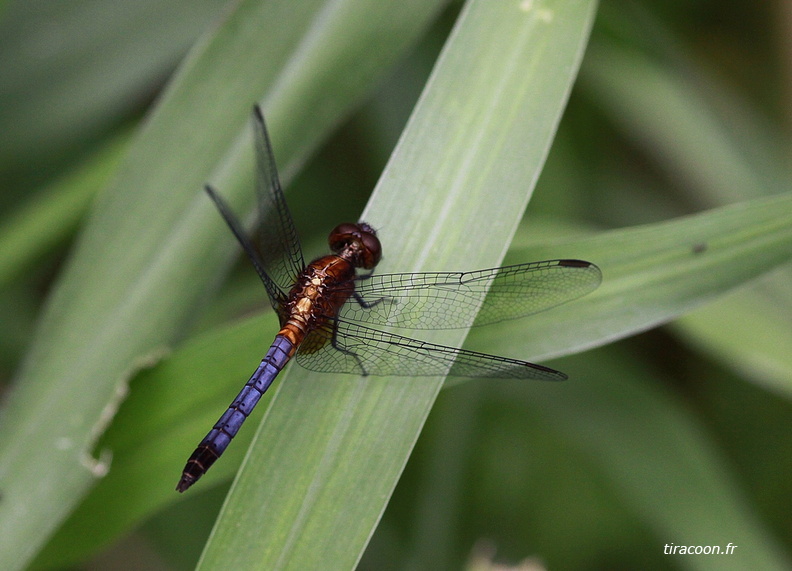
[338,259,601,329]
[251,105,305,291]
[205,184,287,311]
[295,321,566,381]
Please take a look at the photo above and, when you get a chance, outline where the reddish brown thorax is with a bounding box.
[276,223,382,352]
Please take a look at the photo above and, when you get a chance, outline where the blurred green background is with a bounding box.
[1,0,791,570]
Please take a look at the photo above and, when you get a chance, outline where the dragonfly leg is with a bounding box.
[330,322,369,376]
[351,291,394,310]
[352,271,395,309]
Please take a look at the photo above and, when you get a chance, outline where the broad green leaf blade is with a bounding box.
[198,1,598,569]
[0,0,223,174]
[31,314,278,569]
[0,133,129,287]
[582,24,792,395]
[0,1,449,569]
[481,192,792,371]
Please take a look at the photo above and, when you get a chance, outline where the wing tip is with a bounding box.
[557,259,594,269]
[557,259,603,287]
[528,362,568,382]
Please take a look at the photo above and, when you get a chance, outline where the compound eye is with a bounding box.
[328,223,359,252]
[358,232,382,269]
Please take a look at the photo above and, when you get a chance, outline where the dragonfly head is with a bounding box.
[329,222,382,269]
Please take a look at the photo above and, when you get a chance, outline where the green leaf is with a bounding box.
[486,193,792,367]
[580,21,792,398]
[0,133,129,287]
[0,0,224,173]
[196,1,598,569]
[0,1,449,569]
[32,314,278,569]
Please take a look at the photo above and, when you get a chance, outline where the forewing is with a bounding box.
[251,105,305,291]
[205,185,287,311]
[339,260,601,329]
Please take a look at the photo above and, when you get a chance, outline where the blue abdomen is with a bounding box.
[176,335,293,492]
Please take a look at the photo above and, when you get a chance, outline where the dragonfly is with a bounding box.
[176,106,601,492]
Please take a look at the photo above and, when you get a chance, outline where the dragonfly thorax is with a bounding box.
[328,222,381,269]
[285,256,355,327]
